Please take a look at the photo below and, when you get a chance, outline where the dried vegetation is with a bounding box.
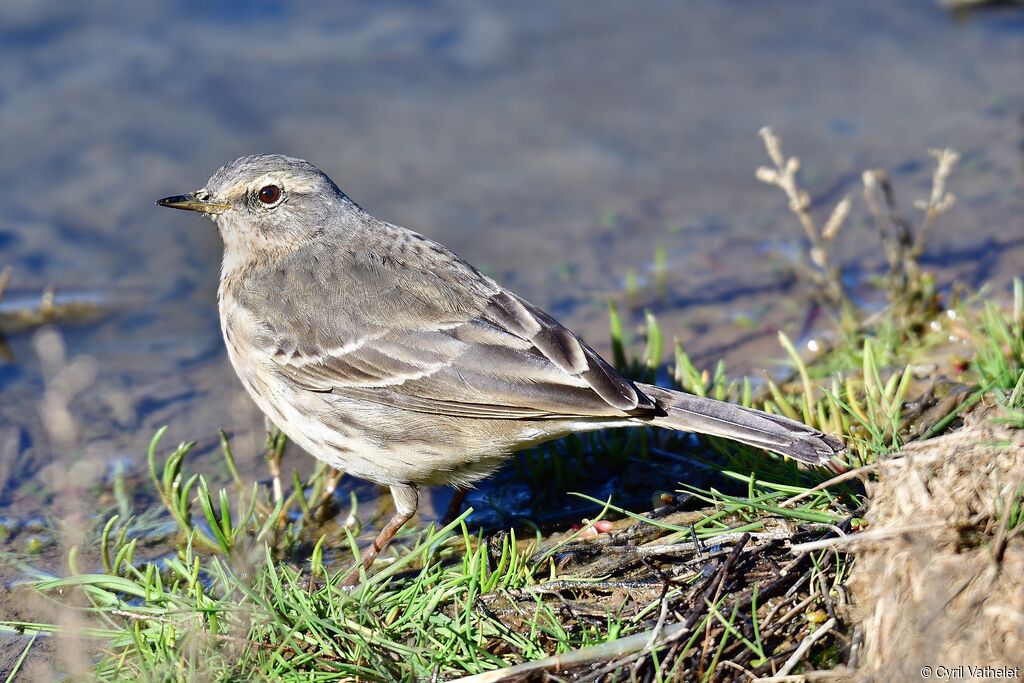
[849,410,1024,681]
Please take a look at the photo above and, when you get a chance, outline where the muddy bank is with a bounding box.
[849,407,1024,681]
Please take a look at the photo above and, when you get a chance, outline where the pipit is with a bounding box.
[158,155,843,584]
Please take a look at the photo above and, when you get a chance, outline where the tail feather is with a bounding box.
[637,383,843,465]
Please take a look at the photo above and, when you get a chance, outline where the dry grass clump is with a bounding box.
[757,127,958,330]
[848,407,1024,681]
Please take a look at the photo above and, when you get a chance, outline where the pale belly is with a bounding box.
[219,317,513,487]
[217,294,632,488]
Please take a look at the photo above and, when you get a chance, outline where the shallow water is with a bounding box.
[1,2,1022,552]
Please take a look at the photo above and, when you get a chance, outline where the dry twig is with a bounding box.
[861,148,958,313]
[756,127,851,311]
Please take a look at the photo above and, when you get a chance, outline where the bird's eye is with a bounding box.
[257,185,282,205]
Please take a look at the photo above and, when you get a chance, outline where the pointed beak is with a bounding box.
[156,191,230,215]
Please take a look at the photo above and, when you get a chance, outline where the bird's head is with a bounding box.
[158,154,356,259]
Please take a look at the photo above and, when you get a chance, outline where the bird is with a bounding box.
[158,154,843,584]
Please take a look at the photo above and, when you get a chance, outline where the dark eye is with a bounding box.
[257,185,282,205]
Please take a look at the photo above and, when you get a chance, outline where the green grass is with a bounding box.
[3,262,1022,681]
[3,132,1020,679]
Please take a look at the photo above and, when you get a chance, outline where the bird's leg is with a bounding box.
[263,417,286,505]
[341,484,418,586]
[440,486,468,526]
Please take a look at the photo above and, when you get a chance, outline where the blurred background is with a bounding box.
[1,2,1022,528]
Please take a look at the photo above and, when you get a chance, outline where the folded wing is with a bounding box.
[249,243,654,421]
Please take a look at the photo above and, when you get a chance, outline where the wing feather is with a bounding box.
[246,233,655,420]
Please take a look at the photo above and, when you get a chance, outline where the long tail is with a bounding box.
[636,383,843,465]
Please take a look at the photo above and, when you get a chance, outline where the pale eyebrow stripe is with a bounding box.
[220,173,320,201]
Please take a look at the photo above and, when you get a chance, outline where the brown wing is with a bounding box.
[246,238,655,421]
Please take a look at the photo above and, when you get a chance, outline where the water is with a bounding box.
[1,2,1022,543]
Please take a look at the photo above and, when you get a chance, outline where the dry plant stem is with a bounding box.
[694,535,844,678]
[449,618,694,683]
[0,266,10,302]
[759,127,958,330]
[697,534,749,675]
[756,668,849,683]
[759,129,820,249]
[912,148,959,259]
[632,584,673,679]
[756,127,850,312]
[720,660,757,679]
[630,531,791,557]
[862,169,913,287]
[761,591,821,638]
[33,328,98,678]
[756,617,837,681]
[862,148,958,312]
[483,534,754,683]
[780,463,879,509]
[790,522,946,553]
